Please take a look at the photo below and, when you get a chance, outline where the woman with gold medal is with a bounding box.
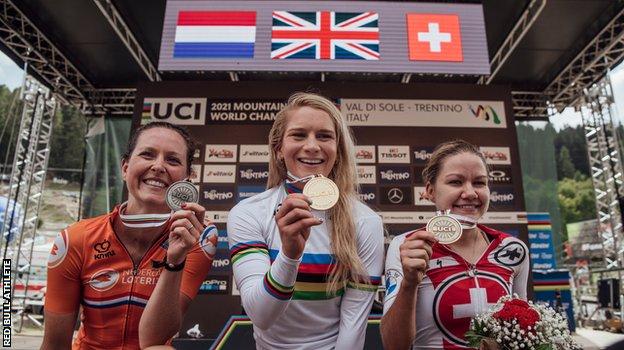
[227,92,384,349]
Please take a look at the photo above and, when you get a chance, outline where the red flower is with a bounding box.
[493,299,540,331]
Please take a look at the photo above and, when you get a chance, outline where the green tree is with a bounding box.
[558,176,597,239]
[557,146,576,179]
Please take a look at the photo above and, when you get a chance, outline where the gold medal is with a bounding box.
[426,211,462,244]
[303,176,340,211]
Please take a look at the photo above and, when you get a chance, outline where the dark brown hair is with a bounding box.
[422,139,488,185]
[122,122,197,174]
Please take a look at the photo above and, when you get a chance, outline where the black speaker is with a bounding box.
[598,278,620,308]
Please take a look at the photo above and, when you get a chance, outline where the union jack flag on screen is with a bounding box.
[271,11,380,60]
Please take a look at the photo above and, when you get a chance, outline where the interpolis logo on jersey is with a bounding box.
[378,145,410,164]
[144,98,206,125]
[238,164,269,184]
[355,145,376,164]
[357,166,376,184]
[488,168,512,184]
[202,185,235,204]
[479,147,511,165]
[88,269,120,292]
[93,239,116,260]
[239,144,269,163]
[205,145,237,163]
[379,166,411,184]
[48,230,69,268]
[203,165,236,183]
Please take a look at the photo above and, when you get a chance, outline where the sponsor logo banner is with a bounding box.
[239,144,270,163]
[237,185,265,202]
[203,165,236,183]
[380,186,412,205]
[412,146,434,164]
[357,165,376,184]
[199,275,229,294]
[341,99,506,128]
[217,229,229,250]
[488,167,512,184]
[206,211,229,223]
[144,98,207,125]
[378,165,411,184]
[378,145,410,164]
[413,166,424,184]
[190,164,202,184]
[358,186,377,204]
[377,211,528,224]
[201,185,235,204]
[480,146,511,165]
[211,249,232,273]
[205,144,237,163]
[413,186,434,206]
[355,145,376,164]
[238,164,269,184]
[489,186,516,207]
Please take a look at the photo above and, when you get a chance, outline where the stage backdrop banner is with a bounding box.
[132,81,527,343]
[159,1,489,74]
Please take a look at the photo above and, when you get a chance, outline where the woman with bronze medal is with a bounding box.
[42,122,216,349]
[227,93,384,349]
[380,140,529,349]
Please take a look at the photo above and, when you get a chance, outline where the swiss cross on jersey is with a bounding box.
[406,13,463,62]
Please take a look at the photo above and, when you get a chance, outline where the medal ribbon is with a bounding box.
[118,202,171,228]
[448,213,478,229]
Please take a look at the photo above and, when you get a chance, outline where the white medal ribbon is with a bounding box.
[118,202,171,228]
[286,171,319,184]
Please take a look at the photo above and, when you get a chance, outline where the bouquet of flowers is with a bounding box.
[465,295,581,350]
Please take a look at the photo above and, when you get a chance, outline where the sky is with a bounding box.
[0,50,623,130]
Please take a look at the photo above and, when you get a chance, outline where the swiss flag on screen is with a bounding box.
[406,14,463,62]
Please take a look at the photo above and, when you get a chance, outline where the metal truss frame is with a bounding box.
[580,77,624,270]
[545,7,624,111]
[511,91,550,120]
[92,0,161,82]
[0,76,56,331]
[478,0,547,85]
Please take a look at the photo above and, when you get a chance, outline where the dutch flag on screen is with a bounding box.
[173,11,256,58]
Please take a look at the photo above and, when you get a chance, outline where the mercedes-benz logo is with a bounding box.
[388,188,403,204]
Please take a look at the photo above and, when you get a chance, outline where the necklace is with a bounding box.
[448,228,488,265]
[118,202,171,228]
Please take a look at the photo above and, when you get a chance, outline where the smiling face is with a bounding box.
[277,106,338,179]
[425,151,490,219]
[121,127,189,214]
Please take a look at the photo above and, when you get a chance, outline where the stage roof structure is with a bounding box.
[1,0,623,120]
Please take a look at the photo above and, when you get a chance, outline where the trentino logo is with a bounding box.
[469,105,501,124]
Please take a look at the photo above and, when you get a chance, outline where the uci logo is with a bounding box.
[144,98,206,125]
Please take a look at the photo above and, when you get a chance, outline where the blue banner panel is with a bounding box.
[532,270,575,332]
[528,212,557,270]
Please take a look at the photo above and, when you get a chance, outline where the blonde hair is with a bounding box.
[267,92,367,293]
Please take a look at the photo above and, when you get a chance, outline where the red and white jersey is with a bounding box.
[383,225,529,349]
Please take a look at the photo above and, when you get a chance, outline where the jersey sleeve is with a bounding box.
[382,234,405,314]
[44,228,83,314]
[227,202,300,330]
[512,239,530,299]
[180,223,217,300]
[335,213,384,349]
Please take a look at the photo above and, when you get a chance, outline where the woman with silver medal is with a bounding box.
[42,122,216,349]
[227,93,384,349]
[380,140,529,349]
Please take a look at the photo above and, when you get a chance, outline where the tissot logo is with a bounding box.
[378,146,410,164]
[357,166,376,184]
[144,98,206,125]
[380,186,412,205]
[379,166,411,184]
[238,164,269,184]
[355,145,376,164]
[239,145,270,163]
[202,185,235,204]
[205,144,237,163]
[358,186,377,204]
[203,165,236,183]
[488,168,512,184]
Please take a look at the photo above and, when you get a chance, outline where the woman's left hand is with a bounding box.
[167,202,206,265]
